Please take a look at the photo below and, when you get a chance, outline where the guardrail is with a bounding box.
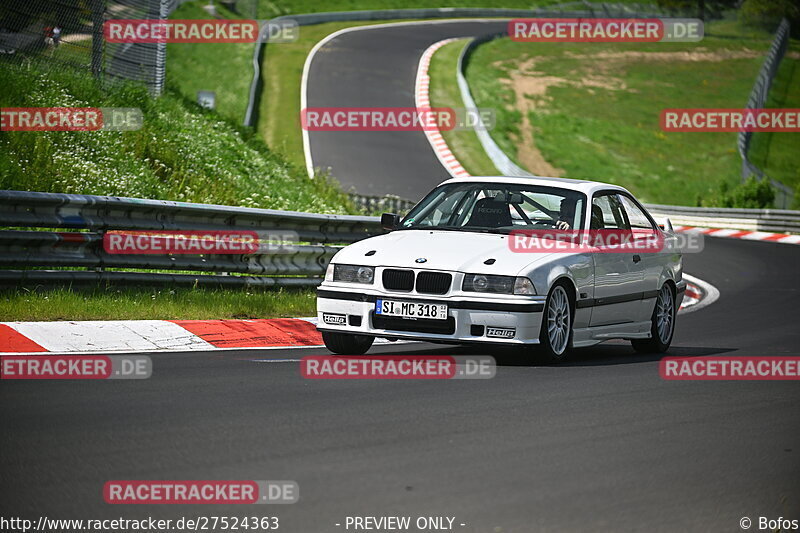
[644,203,800,234]
[3,190,797,289]
[0,190,382,288]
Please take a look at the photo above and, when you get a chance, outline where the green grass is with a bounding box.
[0,287,317,321]
[460,17,800,206]
[166,3,512,171]
[167,0,652,174]
[166,11,443,172]
[166,2,255,124]
[49,39,93,68]
[428,38,499,176]
[0,58,357,214]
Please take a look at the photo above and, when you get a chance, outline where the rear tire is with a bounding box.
[321,331,374,355]
[631,283,675,354]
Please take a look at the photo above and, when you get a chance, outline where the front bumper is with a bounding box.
[316,287,546,345]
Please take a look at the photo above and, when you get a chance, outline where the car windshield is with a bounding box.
[400,182,586,234]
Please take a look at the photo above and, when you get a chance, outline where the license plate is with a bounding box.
[375,299,448,320]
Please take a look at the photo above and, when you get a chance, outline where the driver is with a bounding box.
[555,197,577,230]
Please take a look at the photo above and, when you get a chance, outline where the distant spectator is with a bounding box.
[53,26,61,47]
[44,25,54,47]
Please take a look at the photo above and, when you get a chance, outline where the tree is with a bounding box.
[656,0,738,20]
[740,0,800,32]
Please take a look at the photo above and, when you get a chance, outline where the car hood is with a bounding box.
[333,230,555,275]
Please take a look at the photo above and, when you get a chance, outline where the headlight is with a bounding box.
[462,274,536,295]
[333,264,374,284]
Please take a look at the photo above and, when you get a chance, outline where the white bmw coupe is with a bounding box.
[316,177,685,362]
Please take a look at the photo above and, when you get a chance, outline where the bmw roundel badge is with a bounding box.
[415,258,427,263]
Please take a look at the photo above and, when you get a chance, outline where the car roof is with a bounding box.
[438,176,631,197]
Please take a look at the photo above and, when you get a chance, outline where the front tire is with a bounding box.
[631,283,676,354]
[534,282,574,363]
[321,331,374,355]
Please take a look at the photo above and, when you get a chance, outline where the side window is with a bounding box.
[591,194,629,230]
[618,195,656,231]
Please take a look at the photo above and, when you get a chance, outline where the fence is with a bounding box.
[0,0,173,95]
[349,193,416,215]
[0,190,382,288]
[737,18,792,208]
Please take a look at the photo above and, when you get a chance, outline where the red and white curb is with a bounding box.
[416,38,471,179]
[1,278,710,354]
[0,318,315,354]
[0,317,413,355]
[680,274,719,314]
[674,225,800,245]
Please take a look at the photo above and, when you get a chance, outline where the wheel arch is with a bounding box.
[550,275,577,311]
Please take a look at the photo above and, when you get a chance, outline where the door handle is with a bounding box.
[632,254,641,263]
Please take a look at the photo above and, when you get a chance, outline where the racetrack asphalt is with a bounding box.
[2,19,799,533]
[305,20,507,201]
[2,234,798,532]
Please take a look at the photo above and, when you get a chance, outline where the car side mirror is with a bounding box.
[656,217,674,232]
[381,213,401,231]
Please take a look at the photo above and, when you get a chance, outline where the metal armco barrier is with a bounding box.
[645,204,800,234]
[0,270,318,288]
[3,190,797,289]
[0,190,383,288]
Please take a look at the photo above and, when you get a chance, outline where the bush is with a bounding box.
[701,176,776,208]
[728,176,776,208]
[739,0,800,33]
